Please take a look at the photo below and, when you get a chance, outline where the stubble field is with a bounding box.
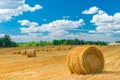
[0,45,120,80]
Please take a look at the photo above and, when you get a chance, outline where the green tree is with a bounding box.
[0,35,17,47]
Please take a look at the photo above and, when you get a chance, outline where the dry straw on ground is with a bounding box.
[67,46,104,74]
[21,50,26,55]
[26,49,36,57]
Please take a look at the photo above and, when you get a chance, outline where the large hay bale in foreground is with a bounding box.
[21,50,26,55]
[26,49,36,57]
[67,46,104,74]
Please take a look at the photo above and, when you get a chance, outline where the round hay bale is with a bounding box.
[16,51,20,54]
[21,50,26,55]
[46,50,49,52]
[51,46,54,48]
[36,49,40,52]
[13,52,17,54]
[26,49,36,57]
[42,49,45,51]
[67,46,104,74]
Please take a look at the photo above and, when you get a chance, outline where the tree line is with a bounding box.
[0,35,108,48]
[18,39,108,47]
[116,41,120,43]
[0,35,17,48]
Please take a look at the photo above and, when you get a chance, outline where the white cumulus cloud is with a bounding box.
[18,20,39,33]
[19,19,85,33]
[82,6,120,34]
[39,19,85,32]
[82,6,99,14]
[17,19,85,42]
[82,6,120,41]
[0,0,42,22]
[90,10,120,33]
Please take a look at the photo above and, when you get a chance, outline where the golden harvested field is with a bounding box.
[0,45,120,80]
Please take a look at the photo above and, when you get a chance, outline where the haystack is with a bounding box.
[21,50,26,55]
[67,46,104,74]
[26,49,36,57]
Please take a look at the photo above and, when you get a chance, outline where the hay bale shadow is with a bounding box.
[102,71,120,74]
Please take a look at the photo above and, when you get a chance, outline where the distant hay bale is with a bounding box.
[67,46,104,74]
[21,50,26,55]
[36,49,40,52]
[52,46,54,48]
[13,52,17,54]
[46,50,49,52]
[68,47,72,50]
[42,49,45,51]
[35,49,40,53]
[14,51,20,54]
[68,45,73,50]
[26,49,36,57]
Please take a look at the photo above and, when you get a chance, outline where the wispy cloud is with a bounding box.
[10,32,120,42]
[63,16,70,19]
[42,19,47,21]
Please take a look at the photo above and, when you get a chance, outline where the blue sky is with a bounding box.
[0,0,120,42]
